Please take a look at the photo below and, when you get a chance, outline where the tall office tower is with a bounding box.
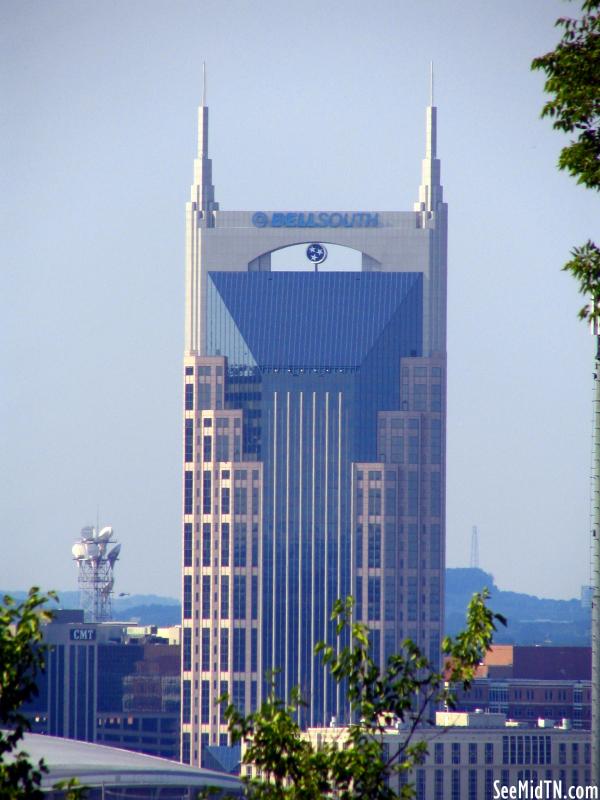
[180,88,447,769]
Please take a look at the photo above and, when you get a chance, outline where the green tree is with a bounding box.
[531,0,600,319]
[221,591,505,799]
[532,1,600,788]
[0,588,83,799]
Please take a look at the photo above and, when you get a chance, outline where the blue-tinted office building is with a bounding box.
[180,96,447,769]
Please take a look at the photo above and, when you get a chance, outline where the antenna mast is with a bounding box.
[470,525,480,569]
[71,524,121,622]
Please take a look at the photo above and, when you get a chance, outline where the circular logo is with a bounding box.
[306,243,327,264]
[251,212,268,228]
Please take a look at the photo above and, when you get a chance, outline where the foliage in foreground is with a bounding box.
[532,0,600,322]
[0,588,84,799]
[220,591,505,799]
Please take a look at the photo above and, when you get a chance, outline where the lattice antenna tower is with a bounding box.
[71,525,121,622]
[470,525,480,569]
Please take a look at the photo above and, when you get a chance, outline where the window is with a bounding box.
[251,576,258,620]
[221,523,230,566]
[202,471,211,514]
[416,770,425,800]
[202,524,211,566]
[198,382,211,409]
[185,419,194,462]
[431,472,441,516]
[408,472,418,516]
[368,489,381,516]
[251,628,258,672]
[183,576,192,619]
[413,383,427,411]
[430,419,442,463]
[182,732,191,763]
[434,769,444,800]
[200,680,209,723]
[203,435,212,462]
[451,769,460,800]
[485,742,493,765]
[468,743,477,764]
[182,680,191,723]
[234,523,247,566]
[220,629,229,670]
[559,742,566,765]
[355,525,363,568]
[434,743,444,765]
[234,575,246,619]
[468,770,477,800]
[221,487,230,515]
[451,743,461,765]
[367,576,380,621]
[216,435,229,460]
[184,471,193,515]
[485,770,494,799]
[202,575,210,619]
[220,576,229,619]
[183,628,192,671]
[252,525,259,567]
[183,523,192,567]
[355,577,363,619]
[408,435,419,464]
[201,628,210,670]
[367,524,381,568]
[234,486,247,514]
[233,628,246,671]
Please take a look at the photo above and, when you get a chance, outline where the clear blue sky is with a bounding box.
[1,0,596,600]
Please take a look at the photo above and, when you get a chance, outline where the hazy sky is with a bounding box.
[2,1,597,601]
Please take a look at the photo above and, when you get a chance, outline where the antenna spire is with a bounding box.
[414,66,443,215]
[191,63,218,214]
[430,61,434,106]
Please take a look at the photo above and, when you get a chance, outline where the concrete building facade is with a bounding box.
[306,713,593,800]
[181,90,448,767]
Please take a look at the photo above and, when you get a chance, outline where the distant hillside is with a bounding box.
[4,571,592,644]
[446,567,591,646]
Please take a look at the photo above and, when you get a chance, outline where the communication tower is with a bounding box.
[71,525,121,622]
[470,525,479,569]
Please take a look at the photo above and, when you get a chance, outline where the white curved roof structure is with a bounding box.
[14,734,242,797]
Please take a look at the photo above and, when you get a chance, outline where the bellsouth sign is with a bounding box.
[251,211,379,229]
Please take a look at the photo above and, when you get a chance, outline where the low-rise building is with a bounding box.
[304,712,592,799]
[452,645,591,729]
[24,610,181,760]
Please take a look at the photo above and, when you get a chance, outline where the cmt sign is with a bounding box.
[69,628,96,641]
[251,211,379,229]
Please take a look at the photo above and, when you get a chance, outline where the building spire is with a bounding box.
[191,63,218,216]
[414,65,443,216]
[430,60,434,106]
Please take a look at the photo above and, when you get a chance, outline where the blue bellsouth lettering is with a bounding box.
[251,211,379,229]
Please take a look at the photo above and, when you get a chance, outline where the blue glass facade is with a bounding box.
[200,270,424,725]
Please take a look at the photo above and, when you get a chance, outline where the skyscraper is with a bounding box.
[180,86,447,769]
